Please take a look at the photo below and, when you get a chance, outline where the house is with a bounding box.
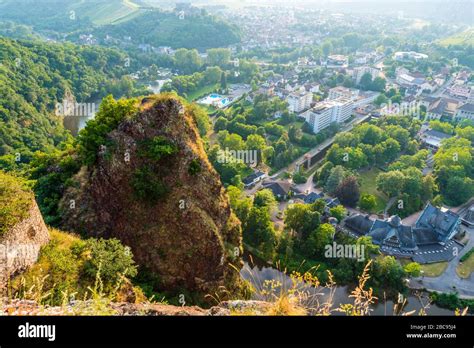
[261,180,292,200]
[396,73,425,87]
[419,95,439,110]
[454,103,474,120]
[461,204,474,227]
[419,129,452,150]
[328,86,359,100]
[344,214,374,235]
[414,203,461,243]
[324,55,348,69]
[293,192,324,204]
[448,84,471,99]
[304,83,320,94]
[243,170,267,188]
[420,81,438,93]
[426,97,460,120]
[324,197,341,208]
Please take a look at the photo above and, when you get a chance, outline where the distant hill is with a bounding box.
[438,27,474,47]
[0,0,142,31]
[93,9,241,50]
[69,0,142,25]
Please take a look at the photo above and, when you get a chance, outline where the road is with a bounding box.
[269,114,370,179]
[432,74,455,98]
[408,225,474,299]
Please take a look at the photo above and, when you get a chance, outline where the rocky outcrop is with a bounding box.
[0,199,49,290]
[0,298,273,316]
[60,95,243,300]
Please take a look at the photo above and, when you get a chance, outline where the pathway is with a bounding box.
[408,225,474,299]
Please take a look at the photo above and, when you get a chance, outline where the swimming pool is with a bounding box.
[197,93,233,109]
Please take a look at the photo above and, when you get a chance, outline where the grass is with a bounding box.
[357,168,388,213]
[70,0,141,26]
[399,258,448,277]
[281,119,305,132]
[420,262,448,277]
[457,251,474,279]
[186,84,219,102]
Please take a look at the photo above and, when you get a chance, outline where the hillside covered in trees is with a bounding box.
[0,37,147,168]
[92,9,241,50]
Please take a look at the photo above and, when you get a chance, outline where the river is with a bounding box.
[240,252,454,316]
[63,114,95,136]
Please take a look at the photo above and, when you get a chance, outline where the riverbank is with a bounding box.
[241,251,458,315]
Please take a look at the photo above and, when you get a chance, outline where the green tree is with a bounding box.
[203,66,222,84]
[359,194,376,212]
[359,72,373,90]
[329,205,346,222]
[243,206,277,259]
[214,116,228,132]
[284,203,321,240]
[220,71,227,91]
[174,48,202,74]
[404,262,421,277]
[206,48,231,67]
[254,189,277,212]
[376,170,405,197]
[371,77,386,92]
[325,165,347,195]
[303,223,335,258]
[78,95,138,166]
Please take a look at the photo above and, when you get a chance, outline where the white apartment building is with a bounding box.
[328,86,359,100]
[287,89,313,113]
[354,66,380,84]
[303,98,353,133]
[328,86,379,108]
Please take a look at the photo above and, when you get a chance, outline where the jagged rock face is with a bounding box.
[0,200,49,290]
[60,96,242,298]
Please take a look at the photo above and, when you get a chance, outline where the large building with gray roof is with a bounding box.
[344,203,463,263]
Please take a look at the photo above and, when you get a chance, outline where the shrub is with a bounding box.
[359,194,376,212]
[292,170,308,184]
[138,136,178,161]
[188,158,202,176]
[83,238,138,292]
[78,95,138,166]
[0,171,33,236]
[460,248,474,263]
[12,230,139,305]
[131,166,168,203]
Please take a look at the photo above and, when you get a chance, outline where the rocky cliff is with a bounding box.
[0,172,50,291]
[59,95,243,300]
